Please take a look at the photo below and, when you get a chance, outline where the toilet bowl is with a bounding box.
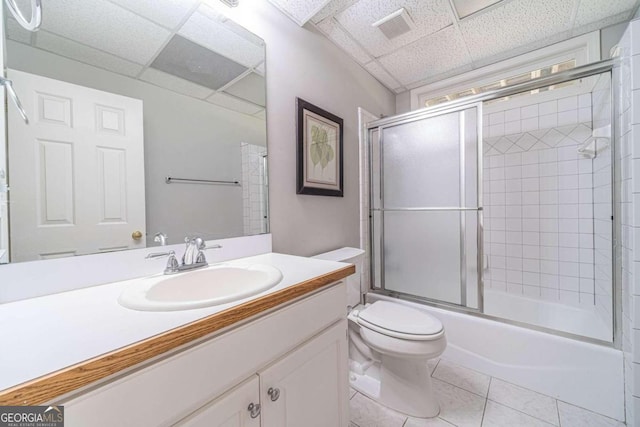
[349,301,446,417]
[312,247,447,418]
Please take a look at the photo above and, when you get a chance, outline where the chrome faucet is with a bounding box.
[146,236,222,274]
[153,232,168,246]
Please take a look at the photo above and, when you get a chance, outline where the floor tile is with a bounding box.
[488,379,559,425]
[433,378,486,427]
[482,401,555,426]
[557,401,625,427]
[349,392,407,427]
[428,358,441,376]
[404,416,456,426]
[433,359,491,397]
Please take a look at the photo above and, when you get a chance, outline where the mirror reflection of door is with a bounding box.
[8,69,145,262]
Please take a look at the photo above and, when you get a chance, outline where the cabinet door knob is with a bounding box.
[267,387,280,401]
[247,402,261,418]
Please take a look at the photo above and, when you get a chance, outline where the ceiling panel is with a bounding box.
[41,0,171,64]
[139,68,215,99]
[574,0,636,27]
[459,0,575,63]
[206,92,263,115]
[150,35,248,90]
[224,72,266,107]
[311,0,359,24]
[451,0,503,19]
[5,16,32,44]
[268,0,332,25]
[316,18,372,64]
[179,7,265,69]
[378,25,471,86]
[335,0,453,57]
[364,61,402,91]
[107,0,200,30]
[34,30,144,77]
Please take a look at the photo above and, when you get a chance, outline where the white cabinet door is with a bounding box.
[175,375,261,427]
[7,69,146,261]
[259,320,349,427]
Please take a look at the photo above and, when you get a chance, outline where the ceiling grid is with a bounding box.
[268,0,640,93]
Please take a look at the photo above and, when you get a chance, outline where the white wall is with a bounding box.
[221,0,396,257]
[6,41,267,246]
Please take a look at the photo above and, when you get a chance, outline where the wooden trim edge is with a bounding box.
[0,265,355,405]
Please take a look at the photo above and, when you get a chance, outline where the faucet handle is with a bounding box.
[165,252,179,274]
[146,250,175,259]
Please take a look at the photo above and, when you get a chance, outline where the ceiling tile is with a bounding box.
[224,72,266,106]
[574,0,636,27]
[179,6,265,69]
[378,25,472,86]
[150,35,248,90]
[6,16,32,44]
[311,0,359,23]
[107,0,200,30]
[572,12,632,39]
[267,0,332,26]
[34,31,144,77]
[364,61,401,90]
[335,0,453,57]
[41,0,171,64]
[459,0,575,63]
[253,109,267,120]
[451,0,503,19]
[206,92,263,115]
[316,18,372,64]
[139,68,215,99]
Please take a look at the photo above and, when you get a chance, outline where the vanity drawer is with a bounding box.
[61,281,346,427]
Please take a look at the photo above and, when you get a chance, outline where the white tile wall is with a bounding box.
[484,115,599,308]
[617,18,640,427]
[240,142,267,235]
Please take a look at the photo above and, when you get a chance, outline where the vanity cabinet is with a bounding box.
[61,282,349,427]
[174,320,347,427]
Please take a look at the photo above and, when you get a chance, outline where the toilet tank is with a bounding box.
[312,247,365,308]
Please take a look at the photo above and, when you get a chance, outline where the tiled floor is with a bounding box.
[349,358,626,427]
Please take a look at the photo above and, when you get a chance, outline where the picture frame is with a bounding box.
[296,98,344,197]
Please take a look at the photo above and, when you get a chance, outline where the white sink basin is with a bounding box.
[118,263,283,311]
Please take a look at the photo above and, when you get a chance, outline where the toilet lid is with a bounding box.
[358,301,443,337]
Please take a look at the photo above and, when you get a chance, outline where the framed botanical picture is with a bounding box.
[296,98,344,197]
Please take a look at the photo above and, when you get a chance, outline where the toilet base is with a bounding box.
[349,358,440,418]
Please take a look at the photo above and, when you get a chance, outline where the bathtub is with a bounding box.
[483,288,612,342]
[368,293,625,421]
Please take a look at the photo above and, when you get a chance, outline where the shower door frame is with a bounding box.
[367,59,619,347]
[369,102,484,312]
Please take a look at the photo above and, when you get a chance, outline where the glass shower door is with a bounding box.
[371,104,482,309]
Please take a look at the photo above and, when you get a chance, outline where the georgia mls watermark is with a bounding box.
[0,406,64,427]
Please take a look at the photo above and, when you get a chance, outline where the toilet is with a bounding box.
[312,247,447,418]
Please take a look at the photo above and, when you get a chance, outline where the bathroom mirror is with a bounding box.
[0,0,268,264]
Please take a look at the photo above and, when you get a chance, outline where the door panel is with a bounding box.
[174,375,260,427]
[259,320,348,427]
[8,69,145,261]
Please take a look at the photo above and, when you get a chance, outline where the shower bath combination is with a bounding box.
[367,59,616,345]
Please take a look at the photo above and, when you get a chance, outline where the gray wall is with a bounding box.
[230,2,396,256]
[6,41,266,245]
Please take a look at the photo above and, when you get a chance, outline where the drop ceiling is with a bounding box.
[269,0,640,93]
[5,0,266,119]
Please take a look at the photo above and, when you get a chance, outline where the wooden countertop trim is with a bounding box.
[0,264,354,406]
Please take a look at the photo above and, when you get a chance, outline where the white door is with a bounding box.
[259,320,349,427]
[7,69,145,262]
[175,375,261,427]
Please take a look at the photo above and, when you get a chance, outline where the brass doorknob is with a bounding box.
[131,230,143,240]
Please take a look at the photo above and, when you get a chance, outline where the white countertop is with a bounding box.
[0,253,348,392]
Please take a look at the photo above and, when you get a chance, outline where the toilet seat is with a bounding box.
[356,301,444,341]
